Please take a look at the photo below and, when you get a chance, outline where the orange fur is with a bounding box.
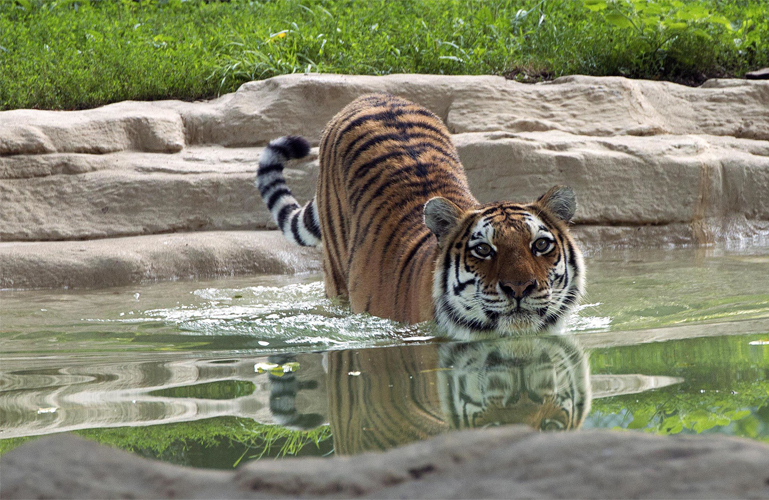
[316,93,476,323]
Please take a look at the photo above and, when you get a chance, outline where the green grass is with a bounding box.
[1,0,767,110]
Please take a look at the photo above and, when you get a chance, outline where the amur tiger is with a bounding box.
[256,93,585,340]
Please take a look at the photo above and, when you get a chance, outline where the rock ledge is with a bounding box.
[3,427,769,499]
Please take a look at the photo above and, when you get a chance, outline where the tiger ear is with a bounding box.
[537,185,577,223]
[424,197,463,241]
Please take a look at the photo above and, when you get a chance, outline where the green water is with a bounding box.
[2,244,769,468]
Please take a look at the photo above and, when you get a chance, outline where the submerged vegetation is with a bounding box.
[0,0,767,110]
[76,417,333,468]
[589,334,769,440]
[0,418,333,469]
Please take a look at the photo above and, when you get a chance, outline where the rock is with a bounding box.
[456,131,769,226]
[0,231,321,289]
[1,74,769,286]
[171,74,769,145]
[0,147,319,241]
[2,123,768,245]
[746,68,769,80]
[0,103,185,155]
[4,428,769,499]
[0,434,240,500]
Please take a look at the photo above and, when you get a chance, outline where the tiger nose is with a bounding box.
[500,279,538,299]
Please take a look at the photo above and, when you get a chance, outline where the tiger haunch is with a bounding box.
[257,94,585,340]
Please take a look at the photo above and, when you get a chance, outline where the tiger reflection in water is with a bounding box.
[266,336,589,455]
[438,337,589,432]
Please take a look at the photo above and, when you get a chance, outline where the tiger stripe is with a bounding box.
[326,346,448,455]
[438,335,590,431]
[318,336,589,455]
[256,136,321,247]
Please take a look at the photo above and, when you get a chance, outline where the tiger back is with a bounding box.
[256,93,585,339]
[316,94,476,323]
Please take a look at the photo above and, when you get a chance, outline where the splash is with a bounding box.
[139,281,425,349]
[567,302,612,332]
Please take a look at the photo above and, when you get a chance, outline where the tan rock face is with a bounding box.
[0,231,321,289]
[178,74,769,144]
[0,104,185,155]
[0,148,318,241]
[1,74,768,287]
[2,74,768,245]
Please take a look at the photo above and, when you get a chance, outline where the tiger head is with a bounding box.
[424,186,585,341]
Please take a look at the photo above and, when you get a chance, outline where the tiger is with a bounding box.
[256,93,585,340]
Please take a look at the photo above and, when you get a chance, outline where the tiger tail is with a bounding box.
[256,136,322,247]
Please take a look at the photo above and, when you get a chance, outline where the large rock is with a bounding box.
[4,427,769,499]
[0,103,185,155]
[167,74,769,145]
[2,74,768,244]
[0,147,318,241]
[4,131,769,243]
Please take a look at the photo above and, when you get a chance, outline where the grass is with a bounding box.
[0,0,767,110]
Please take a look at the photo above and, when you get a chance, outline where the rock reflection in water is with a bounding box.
[0,357,277,439]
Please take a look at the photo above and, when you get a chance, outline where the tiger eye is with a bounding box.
[534,238,553,253]
[473,243,493,257]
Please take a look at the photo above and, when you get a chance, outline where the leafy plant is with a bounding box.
[590,380,769,439]
[588,332,769,440]
[581,0,738,79]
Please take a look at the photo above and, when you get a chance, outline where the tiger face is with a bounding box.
[425,186,585,341]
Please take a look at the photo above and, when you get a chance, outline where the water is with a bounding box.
[2,244,769,468]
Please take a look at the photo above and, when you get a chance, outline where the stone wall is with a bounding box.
[2,74,768,287]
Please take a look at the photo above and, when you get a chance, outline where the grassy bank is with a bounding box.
[1,0,767,110]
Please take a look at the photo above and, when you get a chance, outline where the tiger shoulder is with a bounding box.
[256,93,585,340]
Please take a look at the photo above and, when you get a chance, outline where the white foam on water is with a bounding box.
[567,302,612,332]
[136,281,422,348]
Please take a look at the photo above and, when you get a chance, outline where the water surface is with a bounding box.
[2,244,769,468]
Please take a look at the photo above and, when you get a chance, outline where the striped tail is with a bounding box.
[256,136,322,247]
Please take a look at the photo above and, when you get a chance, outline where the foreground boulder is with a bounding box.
[3,427,769,499]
